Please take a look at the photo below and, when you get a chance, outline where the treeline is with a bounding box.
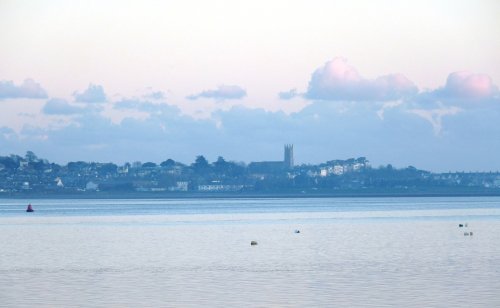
[1,151,500,195]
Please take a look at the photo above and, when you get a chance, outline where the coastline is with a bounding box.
[3,187,500,199]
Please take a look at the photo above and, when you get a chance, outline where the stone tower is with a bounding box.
[284,144,294,169]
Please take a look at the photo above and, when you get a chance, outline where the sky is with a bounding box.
[0,0,499,171]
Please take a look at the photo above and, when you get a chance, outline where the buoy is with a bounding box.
[26,204,34,212]
[294,230,300,233]
[250,241,258,246]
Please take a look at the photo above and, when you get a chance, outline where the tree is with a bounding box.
[67,161,89,172]
[356,157,368,164]
[192,155,210,174]
[213,156,228,174]
[142,162,157,168]
[98,163,118,174]
[31,160,46,171]
[0,156,19,169]
[25,151,38,162]
[160,159,176,168]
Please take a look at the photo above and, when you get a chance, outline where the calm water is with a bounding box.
[1,197,499,307]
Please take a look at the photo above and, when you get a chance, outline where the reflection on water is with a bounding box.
[1,197,499,307]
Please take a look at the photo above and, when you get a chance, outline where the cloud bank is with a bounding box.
[0,79,48,99]
[2,98,499,171]
[1,59,499,172]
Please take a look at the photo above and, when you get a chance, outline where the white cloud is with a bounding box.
[408,106,462,134]
[376,101,403,120]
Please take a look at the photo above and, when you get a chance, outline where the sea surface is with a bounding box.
[1,197,499,307]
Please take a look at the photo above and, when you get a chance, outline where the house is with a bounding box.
[197,184,244,192]
[86,181,99,191]
[169,181,189,192]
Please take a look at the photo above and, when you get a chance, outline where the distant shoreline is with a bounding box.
[2,188,500,199]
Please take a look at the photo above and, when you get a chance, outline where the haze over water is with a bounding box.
[1,197,499,307]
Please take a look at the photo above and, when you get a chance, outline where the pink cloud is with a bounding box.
[444,71,497,99]
[316,57,362,84]
[305,58,417,101]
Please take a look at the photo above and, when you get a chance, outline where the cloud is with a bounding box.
[113,98,178,114]
[433,71,498,103]
[408,106,463,134]
[304,58,418,101]
[300,58,498,110]
[114,99,145,110]
[2,67,500,172]
[0,126,17,140]
[406,72,499,113]
[43,98,83,115]
[298,58,499,134]
[3,97,500,171]
[73,84,107,103]
[144,91,165,100]
[0,79,48,99]
[376,101,403,120]
[278,88,299,100]
[187,85,247,100]
[113,99,162,111]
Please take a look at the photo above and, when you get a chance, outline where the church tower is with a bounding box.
[284,144,294,169]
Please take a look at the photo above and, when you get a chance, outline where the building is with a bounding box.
[248,144,295,174]
[168,181,189,192]
[85,181,99,191]
[284,144,294,170]
[197,184,244,192]
[248,161,285,174]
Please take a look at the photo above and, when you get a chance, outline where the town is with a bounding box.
[1,146,500,197]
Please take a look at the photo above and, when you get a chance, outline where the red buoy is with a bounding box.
[26,204,34,212]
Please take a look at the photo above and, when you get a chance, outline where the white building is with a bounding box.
[197,184,244,192]
[86,181,99,191]
[169,181,188,192]
[55,177,64,187]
